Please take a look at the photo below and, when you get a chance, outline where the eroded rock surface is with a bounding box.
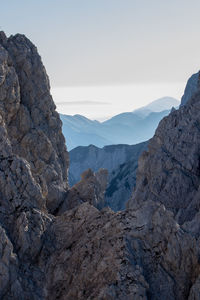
[69,142,147,210]
[128,90,200,225]
[57,168,108,213]
[0,31,200,300]
[42,201,200,300]
[180,71,200,106]
[0,31,69,213]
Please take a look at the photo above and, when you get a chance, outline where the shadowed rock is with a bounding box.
[0,31,200,299]
[127,90,200,225]
[0,31,69,213]
[180,71,200,106]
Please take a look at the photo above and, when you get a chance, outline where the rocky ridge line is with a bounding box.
[128,86,200,226]
[0,32,199,299]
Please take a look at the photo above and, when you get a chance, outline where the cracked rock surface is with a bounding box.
[0,31,200,299]
[128,89,200,225]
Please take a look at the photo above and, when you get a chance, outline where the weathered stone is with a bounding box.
[180,71,200,106]
[69,142,148,211]
[0,32,69,213]
[58,168,108,213]
[128,90,200,225]
[41,201,200,300]
[0,30,199,300]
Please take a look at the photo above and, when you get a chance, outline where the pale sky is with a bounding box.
[52,83,183,120]
[1,1,200,119]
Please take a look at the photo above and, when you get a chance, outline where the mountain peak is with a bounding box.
[133,96,180,117]
[180,71,200,106]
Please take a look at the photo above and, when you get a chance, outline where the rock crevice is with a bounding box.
[0,31,200,299]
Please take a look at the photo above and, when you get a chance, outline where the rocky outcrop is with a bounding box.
[69,143,147,186]
[57,168,108,213]
[69,142,147,210]
[180,71,200,106]
[105,155,140,211]
[0,31,69,213]
[41,201,200,300]
[128,81,200,226]
[0,32,110,299]
[0,31,200,300]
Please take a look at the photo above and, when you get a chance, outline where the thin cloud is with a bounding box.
[56,100,111,106]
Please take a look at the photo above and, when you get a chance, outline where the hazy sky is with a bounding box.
[1,0,200,86]
[1,1,200,119]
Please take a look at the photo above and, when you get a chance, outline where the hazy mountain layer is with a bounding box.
[133,96,179,117]
[0,31,200,300]
[61,107,176,150]
[128,72,200,226]
[69,142,148,210]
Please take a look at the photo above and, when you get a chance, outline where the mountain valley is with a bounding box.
[0,31,200,300]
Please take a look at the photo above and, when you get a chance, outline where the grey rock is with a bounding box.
[105,155,139,211]
[69,143,147,186]
[0,30,199,300]
[180,71,200,106]
[188,275,200,300]
[127,91,200,225]
[0,31,69,213]
[58,168,108,213]
[69,142,147,210]
[41,201,200,300]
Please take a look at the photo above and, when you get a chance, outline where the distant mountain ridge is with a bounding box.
[61,96,179,150]
[133,96,179,117]
[69,141,148,210]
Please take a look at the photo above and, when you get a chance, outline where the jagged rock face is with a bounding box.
[41,201,200,300]
[180,71,200,106]
[105,154,144,211]
[0,91,51,299]
[0,31,200,300]
[69,142,147,210]
[0,32,110,299]
[128,88,200,225]
[69,143,147,186]
[0,31,69,213]
[57,168,108,213]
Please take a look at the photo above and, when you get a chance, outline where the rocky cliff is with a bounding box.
[69,142,147,210]
[180,71,200,106]
[0,31,69,214]
[0,31,200,300]
[127,87,200,226]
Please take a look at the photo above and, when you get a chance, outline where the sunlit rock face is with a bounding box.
[0,31,200,300]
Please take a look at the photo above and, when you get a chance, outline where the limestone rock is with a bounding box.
[41,201,200,300]
[128,90,200,224]
[0,31,69,213]
[58,168,108,213]
[180,71,200,106]
[0,30,200,300]
[105,155,140,211]
[69,142,147,210]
